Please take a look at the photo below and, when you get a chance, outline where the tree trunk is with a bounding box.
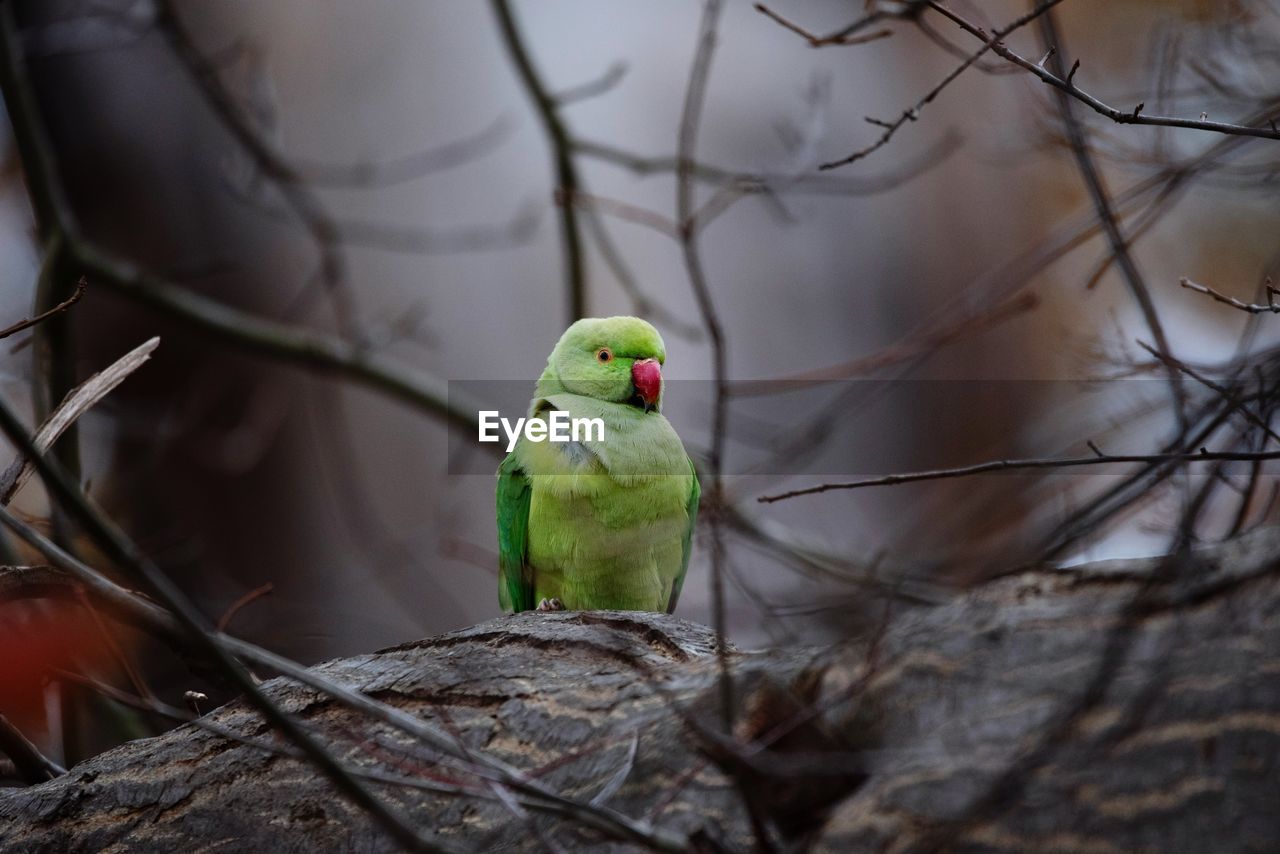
[2,528,1279,852]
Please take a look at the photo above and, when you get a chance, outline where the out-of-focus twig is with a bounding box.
[216,582,275,633]
[676,0,733,733]
[1033,8,1186,433]
[490,0,586,324]
[761,0,929,48]
[152,0,364,341]
[0,275,83,340]
[293,113,515,189]
[753,4,893,48]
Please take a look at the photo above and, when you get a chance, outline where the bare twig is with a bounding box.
[753,5,892,48]
[1181,276,1280,314]
[765,0,929,48]
[819,0,1069,170]
[216,582,275,633]
[929,0,1280,143]
[0,275,84,339]
[757,448,1280,503]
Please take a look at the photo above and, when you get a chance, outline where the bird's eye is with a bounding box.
[596,348,613,363]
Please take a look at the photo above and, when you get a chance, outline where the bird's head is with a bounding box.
[543,316,666,412]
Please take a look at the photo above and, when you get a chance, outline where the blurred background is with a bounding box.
[3,0,1280,766]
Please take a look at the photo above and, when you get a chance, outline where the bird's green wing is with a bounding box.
[497,453,535,613]
[667,456,701,614]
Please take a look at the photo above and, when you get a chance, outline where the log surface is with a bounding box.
[2,530,1279,852]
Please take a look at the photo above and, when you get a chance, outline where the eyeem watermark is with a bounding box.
[478,410,605,453]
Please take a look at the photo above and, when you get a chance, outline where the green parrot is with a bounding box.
[497,316,700,613]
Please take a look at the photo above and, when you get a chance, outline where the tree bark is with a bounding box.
[2,528,1279,852]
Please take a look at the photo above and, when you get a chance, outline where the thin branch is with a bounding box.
[753,5,892,48]
[772,0,929,47]
[820,0,1069,170]
[216,582,275,633]
[929,0,1280,143]
[490,0,586,324]
[757,448,1280,503]
[0,275,84,339]
[1181,276,1280,314]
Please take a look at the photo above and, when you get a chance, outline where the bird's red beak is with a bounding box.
[631,358,662,410]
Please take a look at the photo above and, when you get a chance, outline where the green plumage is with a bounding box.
[497,317,700,613]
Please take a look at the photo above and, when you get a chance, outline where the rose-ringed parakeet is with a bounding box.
[497,317,700,613]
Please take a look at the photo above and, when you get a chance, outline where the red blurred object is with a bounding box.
[0,601,107,721]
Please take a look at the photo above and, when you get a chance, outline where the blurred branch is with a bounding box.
[0,713,64,785]
[0,387,444,852]
[70,243,479,433]
[151,0,363,341]
[676,0,733,734]
[0,7,487,445]
[216,582,275,633]
[1033,9,1186,432]
[753,5,892,48]
[577,198,704,340]
[574,133,960,195]
[1181,276,1280,314]
[490,0,586,324]
[293,113,515,189]
[552,61,628,106]
[760,0,928,48]
[0,275,83,339]
[730,291,1038,396]
[929,0,1280,143]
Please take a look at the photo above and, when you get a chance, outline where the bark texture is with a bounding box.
[2,529,1279,852]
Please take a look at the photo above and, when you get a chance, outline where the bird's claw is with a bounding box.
[536,598,565,612]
